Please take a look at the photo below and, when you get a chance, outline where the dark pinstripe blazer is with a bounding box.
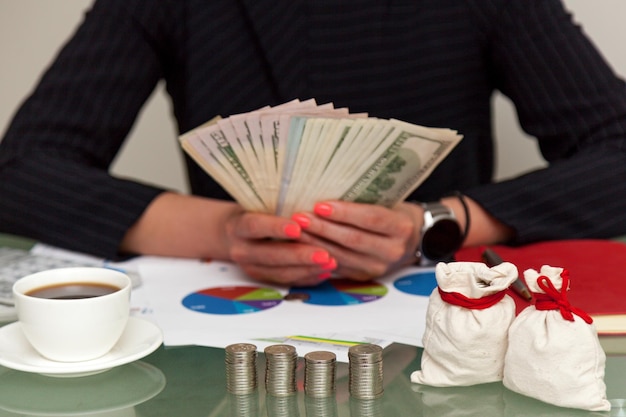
[2,0,626,258]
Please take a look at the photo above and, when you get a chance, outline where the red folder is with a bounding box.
[455,240,626,335]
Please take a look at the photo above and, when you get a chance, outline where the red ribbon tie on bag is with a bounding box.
[438,287,506,309]
[533,269,593,324]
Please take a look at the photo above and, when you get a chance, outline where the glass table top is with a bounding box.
[0,340,624,417]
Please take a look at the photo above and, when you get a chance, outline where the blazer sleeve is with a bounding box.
[465,0,626,243]
[0,0,176,258]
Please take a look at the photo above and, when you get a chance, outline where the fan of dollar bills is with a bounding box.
[179,99,463,217]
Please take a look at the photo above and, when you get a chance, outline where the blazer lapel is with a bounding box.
[236,0,308,100]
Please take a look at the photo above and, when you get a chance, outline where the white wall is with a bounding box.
[1,1,625,192]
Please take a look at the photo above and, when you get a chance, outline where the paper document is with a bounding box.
[136,257,435,362]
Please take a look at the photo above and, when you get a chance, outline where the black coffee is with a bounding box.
[26,282,120,300]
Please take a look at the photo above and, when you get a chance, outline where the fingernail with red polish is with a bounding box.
[318,271,332,280]
[314,203,333,217]
[283,223,301,238]
[312,250,330,265]
[291,213,310,228]
[321,258,337,270]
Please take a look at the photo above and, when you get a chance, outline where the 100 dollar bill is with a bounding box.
[340,120,461,207]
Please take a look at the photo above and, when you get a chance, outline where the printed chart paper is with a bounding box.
[136,257,437,361]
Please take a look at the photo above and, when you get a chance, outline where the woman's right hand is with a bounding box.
[121,192,337,287]
[223,208,338,286]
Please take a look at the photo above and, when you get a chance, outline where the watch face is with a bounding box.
[421,219,463,261]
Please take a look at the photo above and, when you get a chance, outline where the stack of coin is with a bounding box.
[304,351,336,398]
[348,344,384,399]
[264,344,298,396]
[225,343,258,395]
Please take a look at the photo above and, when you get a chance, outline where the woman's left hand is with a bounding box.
[290,201,423,281]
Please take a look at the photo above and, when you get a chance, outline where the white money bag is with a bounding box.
[411,261,518,387]
[503,265,610,411]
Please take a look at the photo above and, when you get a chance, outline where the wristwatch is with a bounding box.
[416,201,463,265]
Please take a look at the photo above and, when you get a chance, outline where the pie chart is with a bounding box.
[393,270,437,296]
[182,286,283,315]
[286,278,387,306]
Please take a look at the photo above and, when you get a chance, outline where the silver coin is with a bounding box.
[305,351,336,363]
[348,344,383,356]
[265,344,296,354]
[226,343,258,354]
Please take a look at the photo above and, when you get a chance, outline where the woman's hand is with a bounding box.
[121,192,337,286]
[223,209,338,286]
[290,201,423,281]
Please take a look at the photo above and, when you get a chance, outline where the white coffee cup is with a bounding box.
[13,267,131,362]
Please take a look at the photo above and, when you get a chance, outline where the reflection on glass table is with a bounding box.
[109,342,626,417]
[0,360,165,417]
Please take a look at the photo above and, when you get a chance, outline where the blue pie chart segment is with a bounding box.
[182,286,283,315]
[393,271,437,296]
[287,278,387,306]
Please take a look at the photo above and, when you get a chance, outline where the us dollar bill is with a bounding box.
[339,119,462,207]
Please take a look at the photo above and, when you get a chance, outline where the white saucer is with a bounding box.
[0,317,163,377]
